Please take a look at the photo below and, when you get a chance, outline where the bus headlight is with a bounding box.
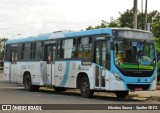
[114,72,123,82]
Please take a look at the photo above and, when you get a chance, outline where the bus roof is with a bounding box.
[6,28,152,44]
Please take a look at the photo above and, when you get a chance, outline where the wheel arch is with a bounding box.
[76,72,89,89]
[23,71,31,84]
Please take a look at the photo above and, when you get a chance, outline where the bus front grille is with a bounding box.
[119,68,154,77]
[127,84,150,91]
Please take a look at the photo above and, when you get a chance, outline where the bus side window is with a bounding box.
[106,40,110,69]
[5,45,11,61]
[77,38,82,58]
[61,40,65,58]
[71,39,76,58]
[57,41,61,58]
[47,46,52,63]
[35,42,43,59]
[76,37,92,59]
[23,43,31,60]
[31,43,36,59]
[19,43,24,60]
[10,45,18,64]
[61,39,74,58]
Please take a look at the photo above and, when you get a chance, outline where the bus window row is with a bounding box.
[5,42,43,61]
[59,37,92,59]
[5,36,99,62]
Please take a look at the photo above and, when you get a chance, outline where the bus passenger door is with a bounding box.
[10,45,18,83]
[45,44,56,85]
[94,40,110,90]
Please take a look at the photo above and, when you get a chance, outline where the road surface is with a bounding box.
[0,72,159,113]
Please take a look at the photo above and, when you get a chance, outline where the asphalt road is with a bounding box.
[0,72,159,113]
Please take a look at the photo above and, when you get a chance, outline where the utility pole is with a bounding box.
[141,0,143,13]
[144,0,148,30]
[133,0,138,29]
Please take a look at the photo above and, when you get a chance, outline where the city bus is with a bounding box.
[3,28,157,98]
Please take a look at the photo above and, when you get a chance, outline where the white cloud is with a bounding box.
[0,0,160,38]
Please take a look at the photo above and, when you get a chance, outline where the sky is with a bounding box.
[0,0,160,38]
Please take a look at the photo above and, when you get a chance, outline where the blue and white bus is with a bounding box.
[3,28,157,98]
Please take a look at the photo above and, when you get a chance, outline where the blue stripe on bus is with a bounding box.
[6,34,50,44]
[7,28,113,44]
[64,28,112,37]
[59,61,70,87]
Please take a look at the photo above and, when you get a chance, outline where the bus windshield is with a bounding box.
[114,39,156,70]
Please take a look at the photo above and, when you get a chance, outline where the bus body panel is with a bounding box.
[109,72,126,91]
[10,64,17,83]
[150,78,157,90]
[54,60,95,89]
[46,63,55,85]
[16,61,44,85]
[3,62,10,82]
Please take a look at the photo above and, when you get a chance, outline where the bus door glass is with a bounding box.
[45,44,56,85]
[10,45,18,83]
[94,40,110,90]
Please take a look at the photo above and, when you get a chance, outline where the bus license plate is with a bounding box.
[135,88,142,91]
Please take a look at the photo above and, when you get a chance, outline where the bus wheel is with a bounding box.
[115,91,129,98]
[24,74,39,91]
[54,87,67,91]
[24,74,32,91]
[80,77,94,98]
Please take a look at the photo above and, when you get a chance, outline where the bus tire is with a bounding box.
[115,91,129,98]
[80,77,94,98]
[24,74,39,91]
[54,87,67,91]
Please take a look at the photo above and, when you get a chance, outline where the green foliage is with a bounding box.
[86,26,94,30]
[118,9,133,28]
[118,10,160,37]
[158,60,160,71]
[86,9,160,38]
[158,60,160,81]
[108,20,119,27]
[86,20,119,30]
[154,38,160,60]
[151,20,160,38]
[0,38,8,60]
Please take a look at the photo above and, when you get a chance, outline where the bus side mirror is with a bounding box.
[111,41,114,50]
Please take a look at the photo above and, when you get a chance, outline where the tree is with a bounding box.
[151,20,160,38]
[155,38,160,60]
[118,9,133,28]
[118,10,160,37]
[108,20,119,27]
[86,26,94,30]
[0,38,8,60]
[86,9,160,38]
[86,19,119,30]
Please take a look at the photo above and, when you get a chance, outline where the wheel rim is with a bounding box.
[25,77,31,89]
[81,81,89,94]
